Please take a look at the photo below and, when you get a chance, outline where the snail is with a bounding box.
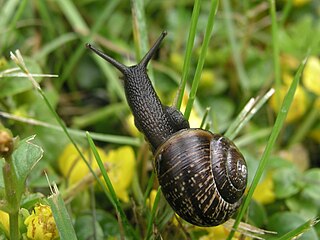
[86,31,247,227]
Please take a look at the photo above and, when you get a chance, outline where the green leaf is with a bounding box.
[11,135,43,196]
[20,192,44,210]
[273,167,302,199]
[302,168,320,202]
[248,200,267,227]
[286,195,318,219]
[95,211,120,238]
[74,214,104,240]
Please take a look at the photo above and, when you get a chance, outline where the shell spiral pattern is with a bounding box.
[154,129,247,226]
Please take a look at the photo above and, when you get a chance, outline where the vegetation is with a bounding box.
[0,0,319,239]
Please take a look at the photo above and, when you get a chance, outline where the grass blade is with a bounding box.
[131,0,149,61]
[184,0,219,120]
[0,110,140,146]
[146,186,161,240]
[175,0,202,110]
[269,0,282,106]
[54,0,88,34]
[86,132,139,240]
[225,88,274,140]
[221,0,249,92]
[47,184,78,240]
[33,33,78,61]
[227,57,308,239]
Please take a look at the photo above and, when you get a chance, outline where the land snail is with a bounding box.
[86,31,248,227]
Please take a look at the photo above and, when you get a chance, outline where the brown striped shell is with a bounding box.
[154,129,247,226]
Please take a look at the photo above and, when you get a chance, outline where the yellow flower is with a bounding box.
[147,189,158,210]
[24,204,59,240]
[200,225,251,240]
[0,210,9,237]
[104,146,136,202]
[303,56,320,96]
[252,172,275,204]
[125,114,141,137]
[270,81,308,123]
[58,144,135,202]
[180,94,203,128]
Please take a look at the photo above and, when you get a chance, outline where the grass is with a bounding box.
[1,0,320,239]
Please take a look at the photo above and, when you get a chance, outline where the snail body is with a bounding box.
[86,31,247,226]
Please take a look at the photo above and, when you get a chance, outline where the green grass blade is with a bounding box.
[225,88,274,140]
[236,127,272,148]
[227,57,307,240]
[200,107,211,129]
[0,0,19,28]
[146,186,161,240]
[269,0,281,105]
[71,102,127,128]
[55,0,88,34]
[47,184,78,240]
[33,33,78,61]
[184,0,219,120]
[175,0,202,110]
[0,0,27,52]
[55,0,123,99]
[277,218,319,240]
[131,0,149,61]
[221,0,249,92]
[0,110,140,146]
[86,132,139,240]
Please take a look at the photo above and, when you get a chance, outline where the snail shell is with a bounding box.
[155,129,247,226]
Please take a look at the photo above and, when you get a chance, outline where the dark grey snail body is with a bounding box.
[86,31,247,227]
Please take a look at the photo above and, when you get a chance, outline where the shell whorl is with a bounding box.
[154,129,247,226]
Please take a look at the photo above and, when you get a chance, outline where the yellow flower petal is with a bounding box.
[125,114,141,137]
[24,204,59,240]
[0,210,9,237]
[180,94,203,128]
[58,144,135,202]
[303,56,320,95]
[200,225,251,240]
[105,146,135,202]
[147,189,158,210]
[253,172,275,204]
[58,144,103,185]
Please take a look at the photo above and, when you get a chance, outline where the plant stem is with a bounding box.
[9,212,19,240]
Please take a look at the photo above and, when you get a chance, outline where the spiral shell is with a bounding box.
[154,129,247,226]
